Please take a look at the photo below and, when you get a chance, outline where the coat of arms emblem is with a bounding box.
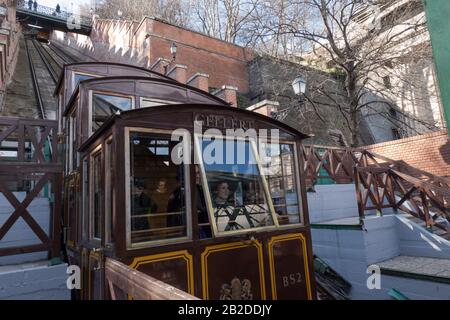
[219,277,253,300]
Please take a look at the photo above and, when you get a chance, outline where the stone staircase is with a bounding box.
[308,184,450,299]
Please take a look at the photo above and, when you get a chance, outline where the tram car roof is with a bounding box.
[78,103,310,153]
[54,62,176,96]
[63,75,229,117]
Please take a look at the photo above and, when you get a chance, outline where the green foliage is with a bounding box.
[236,93,251,109]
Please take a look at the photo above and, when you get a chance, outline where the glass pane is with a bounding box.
[92,152,102,238]
[140,98,174,108]
[74,73,94,86]
[129,132,187,244]
[261,143,301,225]
[198,137,275,234]
[92,94,132,132]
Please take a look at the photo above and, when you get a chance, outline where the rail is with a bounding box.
[25,38,46,119]
[355,167,450,231]
[31,39,59,84]
[105,258,199,300]
[47,42,77,64]
[302,144,450,234]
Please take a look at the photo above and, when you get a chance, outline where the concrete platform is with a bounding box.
[0,260,71,300]
[378,255,450,282]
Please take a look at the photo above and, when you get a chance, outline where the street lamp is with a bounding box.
[271,75,307,121]
[291,75,307,97]
[117,9,123,19]
[170,42,177,60]
[164,42,178,74]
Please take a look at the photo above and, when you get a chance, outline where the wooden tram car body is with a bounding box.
[57,62,316,300]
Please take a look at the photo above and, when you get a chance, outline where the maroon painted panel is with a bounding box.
[202,243,264,300]
[269,234,311,300]
[134,257,190,293]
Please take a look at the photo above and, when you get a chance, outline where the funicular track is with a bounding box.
[32,40,61,83]
[24,38,48,119]
[24,36,78,120]
[47,42,78,64]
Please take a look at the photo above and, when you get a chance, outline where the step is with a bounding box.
[377,255,450,285]
[311,216,363,230]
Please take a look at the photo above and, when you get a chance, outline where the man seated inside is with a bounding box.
[148,178,170,231]
[131,179,155,232]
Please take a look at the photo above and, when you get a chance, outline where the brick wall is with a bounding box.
[51,16,253,93]
[363,130,450,177]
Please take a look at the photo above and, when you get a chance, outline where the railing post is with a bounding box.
[354,166,365,224]
[421,191,433,231]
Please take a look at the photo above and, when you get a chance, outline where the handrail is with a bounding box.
[105,258,199,300]
[303,144,450,234]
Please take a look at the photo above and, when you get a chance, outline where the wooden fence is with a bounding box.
[105,258,199,300]
[0,117,62,257]
[302,144,450,234]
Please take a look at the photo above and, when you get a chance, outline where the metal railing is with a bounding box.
[17,1,92,27]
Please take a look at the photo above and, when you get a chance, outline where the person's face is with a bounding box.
[158,180,166,190]
[135,185,144,195]
[216,182,230,200]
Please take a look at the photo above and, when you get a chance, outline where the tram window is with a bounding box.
[90,150,102,240]
[195,165,211,239]
[196,137,277,235]
[92,93,133,132]
[261,143,301,225]
[128,132,188,245]
[140,98,176,108]
[73,73,95,87]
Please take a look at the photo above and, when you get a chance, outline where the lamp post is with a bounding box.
[272,75,307,121]
[291,75,307,98]
[117,9,122,20]
[163,42,178,74]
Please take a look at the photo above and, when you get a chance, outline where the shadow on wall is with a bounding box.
[55,37,150,68]
[439,140,450,173]
[52,29,150,67]
[395,214,450,259]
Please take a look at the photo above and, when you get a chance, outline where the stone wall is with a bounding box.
[247,55,357,146]
[0,0,21,111]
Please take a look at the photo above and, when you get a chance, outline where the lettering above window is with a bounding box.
[194,114,255,130]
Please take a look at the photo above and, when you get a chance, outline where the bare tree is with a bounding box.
[193,0,260,44]
[250,0,439,146]
[95,0,191,27]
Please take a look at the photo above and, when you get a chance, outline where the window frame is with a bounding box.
[193,133,280,238]
[261,140,304,228]
[104,136,114,245]
[89,90,135,136]
[89,144,103,242]
[124,127,192,249]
